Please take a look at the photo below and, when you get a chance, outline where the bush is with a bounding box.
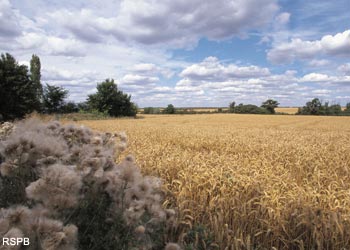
[163,105,175,114]
[234,104,269,114]
[297,98,346,116]
[144,107,162,114]
[87,79,137,117]
[0,119,180,250]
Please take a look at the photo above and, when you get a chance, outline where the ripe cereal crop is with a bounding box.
[80,114,350,249]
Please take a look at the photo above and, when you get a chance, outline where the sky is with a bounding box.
[0,0,349,107]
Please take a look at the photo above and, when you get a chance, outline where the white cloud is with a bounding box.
[338,63,350,75]
[180,57,270,81]
[268,30,350,64]
[42,67,96,82]
[131,63,157,72]
[312,89,331,95]
[300,72,350,84]
[129,63,174,78]
[121,74,159,86]
[308,59,330,67]
[15,32,86,56]
[300,73,332,82]
[275,12,290,26]
[0,0,21,37]
[51,0,279,47]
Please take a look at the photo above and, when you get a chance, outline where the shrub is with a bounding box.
[163,105,175,114]
[234,104,269,114]
[0,119,180,250]
[297,98,346,116]
[144,107,162,114]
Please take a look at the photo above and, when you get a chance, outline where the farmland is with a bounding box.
[80,114,350,249]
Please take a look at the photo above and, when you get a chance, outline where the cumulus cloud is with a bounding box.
[308,59,330,67]
[338,63,350,75]
[300,73,332,82]
[179,57,270,82]
[51,0,279,47]
[0,0,21,37]
[129,63,174,78]
[121,74,159,86]
[300,72,350,84]
[268,30,350,63]
[15,32,86,56]
[42,67,96,82]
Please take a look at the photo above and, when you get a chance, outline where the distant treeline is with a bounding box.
[296,98,350,116]
[143,98,350,116]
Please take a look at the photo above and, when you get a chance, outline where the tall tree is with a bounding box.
[43,84,68,114]
[87,79,137,117]
[163,104,175,114]
[229,101,236,113]
[0,53,40,120]
[261,99,279,114]
[30,54,43,102]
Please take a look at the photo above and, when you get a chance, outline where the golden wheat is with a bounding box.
[79,114,350,249]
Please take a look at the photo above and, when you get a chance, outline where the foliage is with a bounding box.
[228,102,269,114]
[0,119,180,250]
[344,102,350,114]
[163,104,176,114]
[30,54,43,103]
[297,98,346,116]
[229,101,236,113]
[144,107,162,114]
[0,53,41,121]
[61,101,79,113]
[43,83,69,114]
[234,104,269,114]
[261,99,279,114]
[87,79,137,117]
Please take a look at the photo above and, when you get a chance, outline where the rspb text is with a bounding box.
[2,238,30,247]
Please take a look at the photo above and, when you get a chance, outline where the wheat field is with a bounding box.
[79,114,350,249]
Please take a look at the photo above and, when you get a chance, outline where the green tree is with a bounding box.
[0,53,40,120]
[229,101,236,113]
[261,99,279,114]
[144,107,161,114]
[344,102,350,113]
[235,104,269,114]
[61,101,79,113]
[43,84,68,114]
[307,98,322,115]
[297,98,322,115]
[30,54,43,102]
[163,104,175,114]
[87,79,137,117]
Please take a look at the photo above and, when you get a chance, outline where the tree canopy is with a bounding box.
[30,54,43,103]
[261,99,279,114]
[87,79,137,117]
[42,84,69,114]
[297,98,345,116]
[163,104,175,114]
[0,53,40,120]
